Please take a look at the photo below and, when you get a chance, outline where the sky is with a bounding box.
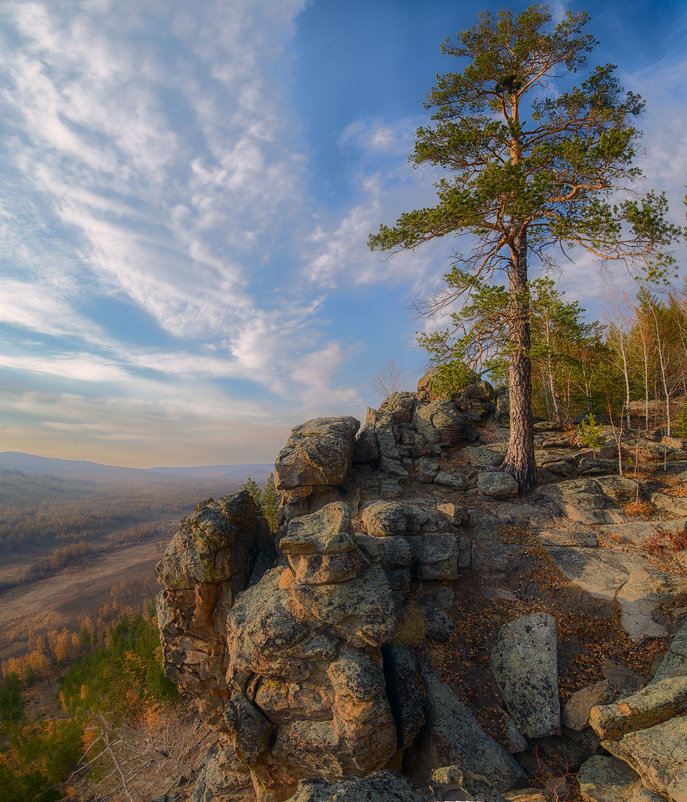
[0,0,685,468]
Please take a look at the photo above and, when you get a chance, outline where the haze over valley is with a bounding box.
[0,452,270,663]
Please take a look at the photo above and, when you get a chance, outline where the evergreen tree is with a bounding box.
[0,673,24,726]
[577,412,604,457]
[260,473,280,532]
[369,5,681,491]
[242,477,262,507]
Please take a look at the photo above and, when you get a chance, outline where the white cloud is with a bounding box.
[0,0,310,340]
[338,117,418,156]
[626,58,687,223]
[0,0,362,421]
[0,353,127,382]
[42,421,114,432]
[368,126,396,151]
[0,279,100,340]
[302,160,452,295]
[289,342,362,411]
[0,385,293,465]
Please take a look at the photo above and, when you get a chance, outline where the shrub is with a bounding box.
[674,405,687,439]
[647,525,687,576]
[430,359,480,398]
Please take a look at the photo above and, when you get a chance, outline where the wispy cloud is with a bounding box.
[0,385,292,465]
[0,0,360,444]
[303,161,454,296]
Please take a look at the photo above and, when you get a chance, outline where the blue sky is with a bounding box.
[0,0,685,467]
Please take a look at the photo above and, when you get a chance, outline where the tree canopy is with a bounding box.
[369,4,682,491]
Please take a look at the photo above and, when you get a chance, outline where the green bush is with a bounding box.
[674,405,687,439]
[0,717,82,801]
[430,359,480,398]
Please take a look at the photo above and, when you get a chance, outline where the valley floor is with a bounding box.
[0,538,165,662]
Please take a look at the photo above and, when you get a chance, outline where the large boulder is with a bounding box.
[462,445,506,467]
[477,471,519,499]
[281,502,361,585]
[654,619,687,681]
[563,680,615,731]
[407,669,526,794]
[378,392,417,424]
[601,716,687,801]
[532,475,640,524]
[576,754,643,802]
[186,744,255,802]
[590,677,687,740]
[434,470,467,490]
[287,563,399,646]
[222,533,400,797]
[490,612,560,738]
[157,488,417,800]
[495,386,510,425]
[587,619,687,802]
[416,533,461,581]
[635,436,687,463]
[360,501,407,537]
[275,417,360,490]
[361,408,409,477]
[412,399,466,447]
[417,366,441,401]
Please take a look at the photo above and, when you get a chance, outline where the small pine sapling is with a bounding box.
[577,413,604,457]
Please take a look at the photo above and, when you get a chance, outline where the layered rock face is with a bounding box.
[156,492,271,730]
[156,384,687,802]
[221,502,401,794]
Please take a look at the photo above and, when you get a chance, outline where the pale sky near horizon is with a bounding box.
[0,0,686,468]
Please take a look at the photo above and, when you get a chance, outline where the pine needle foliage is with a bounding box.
[369,4,682,490]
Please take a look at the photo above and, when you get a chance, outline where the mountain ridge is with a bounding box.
[0,451,272,483]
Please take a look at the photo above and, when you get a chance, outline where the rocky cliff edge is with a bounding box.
[154,380,687,802]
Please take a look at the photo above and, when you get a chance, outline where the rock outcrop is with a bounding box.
[155,377,687,801]
[155,492,271,730]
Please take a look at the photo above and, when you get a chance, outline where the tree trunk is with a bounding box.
[617,326,632,430]
[540,366,552,419]
[651,304,671,436]
[547,352,561,422]
[503,233,536,493]
[638,319,650,430]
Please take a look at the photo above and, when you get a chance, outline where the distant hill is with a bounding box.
[0,452,272,485]
[0,454,275,557]
[148,464,273,481]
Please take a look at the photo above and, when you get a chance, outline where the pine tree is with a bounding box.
[260,473,280,532]
[369,4,681,491]
[242,477,262,507]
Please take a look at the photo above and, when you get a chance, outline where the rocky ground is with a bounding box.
[152,379,687,802]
